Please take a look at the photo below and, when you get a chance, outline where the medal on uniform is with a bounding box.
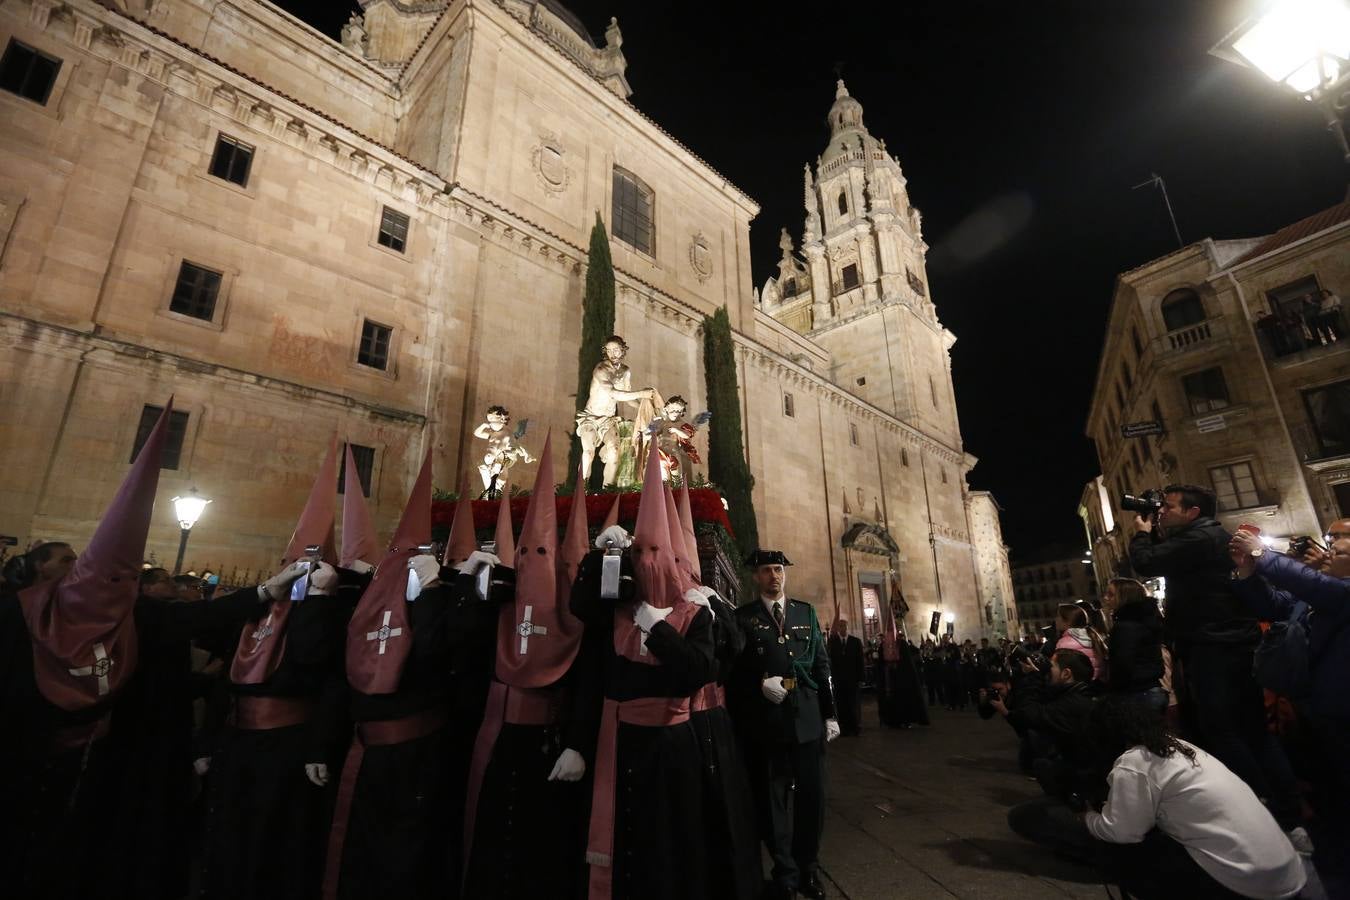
[778,635,786,643]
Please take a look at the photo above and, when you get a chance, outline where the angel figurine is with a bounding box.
[639,395,709,483]
[473,405,534,495]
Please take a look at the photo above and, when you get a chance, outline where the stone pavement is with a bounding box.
[814,702,1103,899]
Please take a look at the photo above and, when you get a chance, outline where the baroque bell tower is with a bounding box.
[759,80,962,449]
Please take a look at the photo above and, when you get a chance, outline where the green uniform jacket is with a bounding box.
[729,598,835,745]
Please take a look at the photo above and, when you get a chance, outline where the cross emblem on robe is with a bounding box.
[515,604,548,654]
[251,613,275,646]
[365,610,404,655]
[68,642,114,696]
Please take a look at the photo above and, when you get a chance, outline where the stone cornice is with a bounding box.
[0,313,428,424]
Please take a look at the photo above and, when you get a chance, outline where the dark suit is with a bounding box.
[728,598,835,895]
[827,634,864,735]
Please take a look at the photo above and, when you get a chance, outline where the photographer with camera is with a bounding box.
[1127,484,1301,830]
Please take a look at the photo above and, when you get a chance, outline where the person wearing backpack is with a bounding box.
[1230,530,1350,807]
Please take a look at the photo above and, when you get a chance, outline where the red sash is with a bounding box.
[461,680,569,867]
[229,695,314,731]
[585,696,691,899]
[691,682,725,712]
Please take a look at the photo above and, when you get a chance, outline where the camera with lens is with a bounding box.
[1120,488,1165,516]
[1288,535,1323,558]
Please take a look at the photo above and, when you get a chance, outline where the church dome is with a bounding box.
[535,0,599,48]
[827,79,865,138]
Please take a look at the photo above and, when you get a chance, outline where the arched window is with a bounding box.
[612,167,654,256]
[1161,288,1206,332]
[837,191,848,215]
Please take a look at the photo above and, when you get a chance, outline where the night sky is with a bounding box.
[277,0,1346,558]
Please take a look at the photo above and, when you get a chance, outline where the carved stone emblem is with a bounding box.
[532,136,569,194]
[688,232,713,282]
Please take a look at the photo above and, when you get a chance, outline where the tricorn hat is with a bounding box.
[744,548,793,568]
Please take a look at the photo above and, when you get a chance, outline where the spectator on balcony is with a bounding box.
[1282,307,1309,353]
[1316,288,1342,344]
[1257,310,1291,357]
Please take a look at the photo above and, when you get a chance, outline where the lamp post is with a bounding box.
[1211,0,1350,170]
[171,488,211,575]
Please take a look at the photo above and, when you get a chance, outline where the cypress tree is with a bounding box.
[569,212,617,489]
[702,306,759,560]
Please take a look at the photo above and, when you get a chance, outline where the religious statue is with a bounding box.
[340,12,368,55]
[639,395,709,484]
[473,405,533,495]
[575,335,656,487]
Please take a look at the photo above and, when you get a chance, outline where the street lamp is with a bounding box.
[1211,0,1350,165]
[171,488,211,575]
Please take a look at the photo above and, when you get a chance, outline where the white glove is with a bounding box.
[453,549,501,577]
[594,526,632,550]
[308,562,339,596]
[825,718,841,742]
[260,561,309,601]
[761,675,788,704]
[696,585,720,602]
[683,588,711,609]
[304,762,330,787]
[547,748,586,782]
[409,554,443,589]
[193,756,211,776]
[348,559,374,575]
[634,601,673,633]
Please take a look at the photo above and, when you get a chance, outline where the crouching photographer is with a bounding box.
[1126,484,1301,829]
[1230,528,1350,811]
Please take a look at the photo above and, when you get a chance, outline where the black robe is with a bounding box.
[827,633,865,734]
[330,572,498,900]
[570,552,717,900]
[460,639,603,900]
[197,574,363,900]
[878,642,929,728]
[0,586,266,900]
[693,594,762,900]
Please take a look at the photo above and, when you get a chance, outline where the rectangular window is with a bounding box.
[841,263,859,290]
[1303,379,1350,458]
[0,39,61,105]
[612,168,655,255]
[929,376,939,408]
[849,423,858,446]
[856,376,866,386]
[1266,275,1320,319]
[1210,462,1260,511]
[338,443,375,497]
[1181,367,1230,416]
[377,206,410,253]
[357,319,393,370]
[208,134,254,187]
[941,468,948,484]
[901,447,909,467]
[169,261,223,321]
[130,405,190,470]
[783,392,795,418]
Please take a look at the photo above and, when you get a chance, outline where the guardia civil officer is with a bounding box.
[728,550,838,900]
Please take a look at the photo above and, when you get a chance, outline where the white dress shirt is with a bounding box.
[760,596,785,622]
[1085,740,1304,899]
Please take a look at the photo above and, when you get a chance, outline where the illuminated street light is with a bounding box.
[170,488,211,575]
[1212,0,1350,165]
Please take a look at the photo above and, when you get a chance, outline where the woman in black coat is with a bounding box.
[1103,578,1166,715]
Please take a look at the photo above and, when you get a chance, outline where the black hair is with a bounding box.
[486,405,510,417]
[1051,648,1093,684]
[603,335,629,352]
[1091,693,1195,763]
[29,542,73,566]
[665,395,687,407]
[1163,483,1217,519]
[140,567,171,585]
[172,574,200,586]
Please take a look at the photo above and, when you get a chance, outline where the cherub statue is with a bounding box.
[575,335,656,487]
[640,395,710,483]
[473,405,533,495]
[340,11,369,55]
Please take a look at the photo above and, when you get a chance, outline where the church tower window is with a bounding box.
[0,39,61,105]
[837,191,848,215]
[840,264,859,290]
[209,135,254,187]
[377,206,410,254]
[612,167,655,256]
[783,393,795,418]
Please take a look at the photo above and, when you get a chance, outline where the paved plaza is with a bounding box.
[817,702,1101,899]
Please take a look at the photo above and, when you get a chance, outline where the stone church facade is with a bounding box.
[0,0,1014,640]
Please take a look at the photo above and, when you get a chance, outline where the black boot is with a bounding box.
[799,873,826,899]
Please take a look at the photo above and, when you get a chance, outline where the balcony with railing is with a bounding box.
[1161,316,1226,354]
[1255,308,1347,364]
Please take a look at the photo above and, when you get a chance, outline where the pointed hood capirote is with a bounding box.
[340,442,379,570]
[494,435,584,688]
[346,450,433,695]
[601,494,621,531]
[442,474,478,567]
[230,436,339,686]
[493,484,515,562]
[676,481,700,584]
[559,462,591,588]
[612,448,701,665]
[663,482,696,589]
[19,398,174,711]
